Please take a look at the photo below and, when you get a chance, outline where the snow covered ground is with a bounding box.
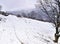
[0,14,59,44]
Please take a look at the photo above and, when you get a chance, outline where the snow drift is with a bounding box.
[0,14,58,44]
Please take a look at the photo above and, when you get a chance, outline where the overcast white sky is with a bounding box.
[0,0,37,11]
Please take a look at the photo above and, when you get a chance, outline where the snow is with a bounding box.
[0,14,58,44]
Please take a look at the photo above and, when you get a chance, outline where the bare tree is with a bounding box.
[36,0,60,43]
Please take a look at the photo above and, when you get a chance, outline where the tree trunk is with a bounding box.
[54,0,60,43]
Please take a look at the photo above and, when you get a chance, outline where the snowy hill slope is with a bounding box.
[0,15,58,44]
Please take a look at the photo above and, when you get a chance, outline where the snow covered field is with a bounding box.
[0,14,59,44]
